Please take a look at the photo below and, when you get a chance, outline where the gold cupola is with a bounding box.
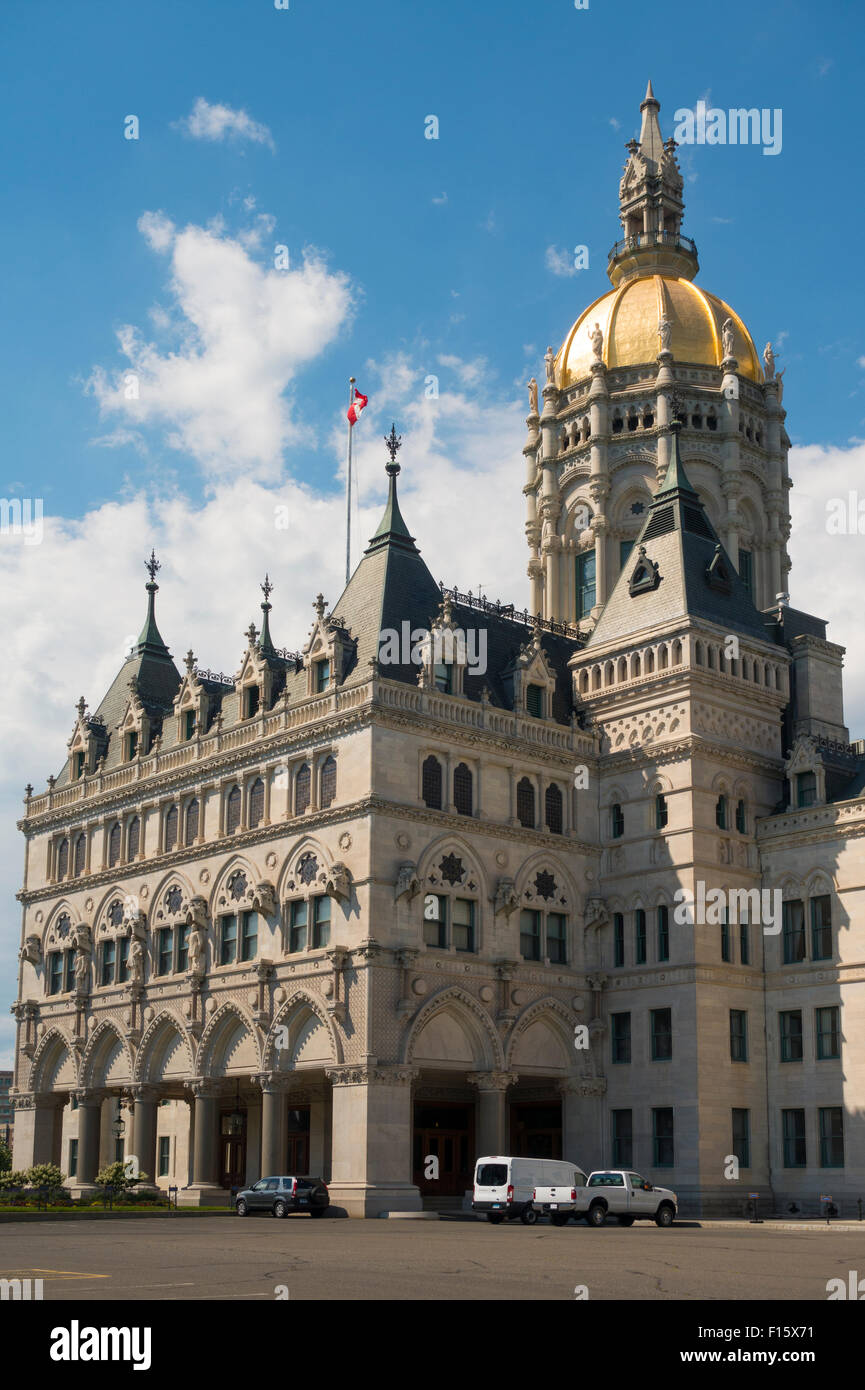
[555,81,763,388]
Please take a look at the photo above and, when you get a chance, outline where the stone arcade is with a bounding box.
[10,84,863,1215]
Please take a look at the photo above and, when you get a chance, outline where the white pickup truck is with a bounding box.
[533,1168,677,1227]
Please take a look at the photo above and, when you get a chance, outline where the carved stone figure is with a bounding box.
[252,881,277,917]
[775,366,786,403]
[721,317,735,359]
[763,341,776,379]
[528,377,538,413]
[544,346,555,383]
[188,926,205,977]
[394,862,421,902]
[324,863,352,902]
[494,878,519,917]
[658,315,672,352]
[588,322,604,360]
[20,935,42,966]
[129,936,145,984]
[73,949,90,989]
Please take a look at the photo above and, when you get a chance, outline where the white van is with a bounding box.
[472,1156,588,1224]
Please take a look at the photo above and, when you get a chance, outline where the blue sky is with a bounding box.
[2,0,863,519]
[1,0,865,1065]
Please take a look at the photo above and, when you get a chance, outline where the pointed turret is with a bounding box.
[365,425,417,555]
[258,574,276,656]
[137,550,171,657]
[609,83,697,287]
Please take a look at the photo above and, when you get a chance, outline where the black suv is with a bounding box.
[234,1176,330,1218]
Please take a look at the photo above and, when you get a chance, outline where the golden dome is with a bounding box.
[555,274,763,388]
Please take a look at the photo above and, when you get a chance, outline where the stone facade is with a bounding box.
[9,84,863,1217]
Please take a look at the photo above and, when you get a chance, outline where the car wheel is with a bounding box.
[235,1199,248,1217]
[587,1202,607,1227]
[551,1213,569,1227]
[520,1207,539,1225]
[618,1215,635,1227]
[309,1206,326,1218]
[487,1213,505,1224]
[274,1200,288,1219]
[655,1204,674,1228]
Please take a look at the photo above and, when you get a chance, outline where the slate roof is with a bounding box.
[587,423,783,650]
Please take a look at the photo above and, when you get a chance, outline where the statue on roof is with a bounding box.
[528,377,538,414]
[763,341,776,379]
[588,323,603,360]
[721,318,735,360]
[658,315,672,353]
[544,346,555,383]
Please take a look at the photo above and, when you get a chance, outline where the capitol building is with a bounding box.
[10,84,862,1215]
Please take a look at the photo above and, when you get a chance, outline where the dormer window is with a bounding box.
[244,686,260,719]
[74,751,86,780]
[434,661,452,694]
[184,710,196,741]
[526,683,544,718]
[126,731,138,761]
[796,771,817,808]
[316,660,331,694]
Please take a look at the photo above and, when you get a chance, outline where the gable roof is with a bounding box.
[587,423,778,649]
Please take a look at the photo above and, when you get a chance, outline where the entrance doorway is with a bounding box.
[219,1110,247,1188]
[509,1103,562,1159]
[285,1106,310,1174]
[413,1104,474,1197]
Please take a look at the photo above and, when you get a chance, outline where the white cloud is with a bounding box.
[436,353,488,389]
[545,245,576,278]
[432,192,448,205]
[609,117,621,131]
[86,213,354,482]
[176,97,275,151]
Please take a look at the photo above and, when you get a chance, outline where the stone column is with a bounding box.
[325,1064,420,1217]
[11,1093,64,1170]
[259,1077,287,1176]
[559,1077,607,1170]
[129,1085,160,1188]
[179,1080,224,1206]
[72,1091,103,1190]
[467,1072,518,1157]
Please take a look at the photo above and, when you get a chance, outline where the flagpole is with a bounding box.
[345,376,355,586]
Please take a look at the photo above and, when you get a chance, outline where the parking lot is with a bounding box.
[1,1216,861,1300]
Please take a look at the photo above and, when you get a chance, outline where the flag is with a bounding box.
[347,388,368,425]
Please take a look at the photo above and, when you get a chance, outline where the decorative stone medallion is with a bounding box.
[199,868,210,884]
[339,832,352,851]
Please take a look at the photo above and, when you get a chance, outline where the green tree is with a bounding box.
[0,1138,12,1173]
[25,1163,67,1198]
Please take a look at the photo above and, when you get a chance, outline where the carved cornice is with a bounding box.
[325,1064,420,1088]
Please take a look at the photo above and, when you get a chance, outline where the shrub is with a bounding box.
[25,1163,66,1198]
[0,1139,12,1173]
[0,1169,29,1192]
[94,1160,149,1194]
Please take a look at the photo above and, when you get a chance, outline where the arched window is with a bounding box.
[545,783,563,835]
[611,803,625,839]
[517,777,535,829]
[320,756,337,810]
[295,764,311,816]
[655,793,668,830]
[185,799,199,846]
[108,823,121,867]
[164,804,178,852]
[226,786,241,834]
[249,778,265,828]
[716,795,727,830]
[128,817,140,859]
[735,798,746,834]
[57,837,69,877]
[454,763,473,816]
[422,756,442,810]
[73,833,86,877]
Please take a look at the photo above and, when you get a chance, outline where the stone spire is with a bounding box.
[609,82,697,286]
[259,574,276,656]
[136,550,171,657]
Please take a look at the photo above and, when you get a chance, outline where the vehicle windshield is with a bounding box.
[476,1163,508,1186]
[588,1172,625,1187]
